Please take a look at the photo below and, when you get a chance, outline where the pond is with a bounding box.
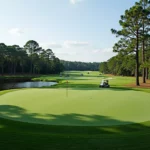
[0,81,57,90]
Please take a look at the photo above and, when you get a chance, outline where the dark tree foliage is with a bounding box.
[111,0,150,84]
[61,60,100,71]
[99,62,109,74]
[0,41,64,75]
[100,54,137,76]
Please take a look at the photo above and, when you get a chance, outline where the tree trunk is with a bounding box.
[146,68,147,79]
[136,30,140,86]
[146,68,149,79]
[142,40,146,83]
[142,1,146,83]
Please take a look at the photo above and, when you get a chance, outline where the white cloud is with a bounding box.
[8,28,24,36]
[93,48,113,53]
[51,46,116,62]
[64,40,89,48]
[70,0,84,4]
[41,42,62,49]
[92,48,117,61]
[93,49,100,53]
[56,52,78,56]
[40,40,89,50]
[101,48,113,53]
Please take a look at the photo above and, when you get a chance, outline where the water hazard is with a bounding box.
[0,81,57,90]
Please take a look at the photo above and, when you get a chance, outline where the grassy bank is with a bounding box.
[0,71,150,149]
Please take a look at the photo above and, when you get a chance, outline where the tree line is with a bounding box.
[61,60,100,71]
[100,0,150,85]
[0,40,64,75]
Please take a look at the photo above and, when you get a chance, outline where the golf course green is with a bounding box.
[0,71,150,150]
[0,88,150,126]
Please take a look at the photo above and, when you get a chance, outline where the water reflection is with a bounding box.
[0,81,57,90]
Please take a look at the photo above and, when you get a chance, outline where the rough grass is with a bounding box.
[0,71,150,150]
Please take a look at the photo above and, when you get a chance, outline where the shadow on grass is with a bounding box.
[0,105,150,135]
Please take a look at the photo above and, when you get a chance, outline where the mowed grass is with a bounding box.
[0,71,150,150]
[0,89,150,126]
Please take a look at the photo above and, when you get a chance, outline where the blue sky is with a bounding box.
[0,0,137,62]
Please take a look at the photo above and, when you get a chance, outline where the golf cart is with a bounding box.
[99,79,110,88]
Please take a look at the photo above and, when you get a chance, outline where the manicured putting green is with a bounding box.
[0,89,150,126]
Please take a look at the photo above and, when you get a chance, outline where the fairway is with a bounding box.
[0,88,150,126]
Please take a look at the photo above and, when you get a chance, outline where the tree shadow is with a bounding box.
[0,105,150,135]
